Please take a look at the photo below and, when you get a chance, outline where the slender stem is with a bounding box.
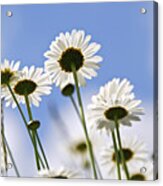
[24,95,49,170]
[7,84,28,129]
[111,131,121,180]
[35,132,50,170]
[1,129,8,174]
[32,131,40,170]
[70,95,80,119]
[1,100,8,174]
[37,149,45,169]
[6,84,45,169]
[4,136,20,177]
[70,95,103,178]
[24,95,33,121]
[24,95,40,170]
[114,118,130,180]
[95,157,103,179]
[71,65,97,179]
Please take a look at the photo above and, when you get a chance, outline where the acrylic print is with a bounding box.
[1,1,158,180]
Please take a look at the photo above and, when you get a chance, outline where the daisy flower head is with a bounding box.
[1,59,20,99]
[4,66,52,108]
[130,161,154,181]
[38,167,78,179]
[60,118,90,169]
[44,29,102,89]
[68,137,92,171]
[101,136,148,179]
[66,138,91,171]
[69,138,87,156]
[88,78,144,131]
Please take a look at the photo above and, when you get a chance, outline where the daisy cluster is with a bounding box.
[1,60,52,108]
[1,29,155,180]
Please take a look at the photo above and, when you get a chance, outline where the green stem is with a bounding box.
[7,84,28,130]
[24,95,33,121]
[95,157,103,179]
[32,131,40,170]
[71,65,97,179]
[111,131,121,180]
[1,131,8,174]
[4,136,20,177]
[35,132,50,170]
[1,100,8,174]
[70,95,103,178]
[24,95,49,170]
[70,95,81,120]
[114,118,130,180]
[24,95,40,170]
[6,84,44,169]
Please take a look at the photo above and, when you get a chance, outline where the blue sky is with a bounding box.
[1,1,155,177]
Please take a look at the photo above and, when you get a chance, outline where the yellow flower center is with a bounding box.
[112,148,134,163]
[130,174,146,181]
[1,68,14,85]
[104,106,128,120]
[14,79,37,96]
[75,141,87,154]
[58,47,84,72]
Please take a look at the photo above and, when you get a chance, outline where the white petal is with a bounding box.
[83,43,101,58]
[44,50,59,59]
[77,72,86,86]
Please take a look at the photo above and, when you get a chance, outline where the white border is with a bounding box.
[0,0,162,186]
[0,0,156,5]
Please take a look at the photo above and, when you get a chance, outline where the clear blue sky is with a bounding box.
[1,1,155,176]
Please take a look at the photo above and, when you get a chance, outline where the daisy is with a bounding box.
[88,78,144,131]
[60,118,104,177]
[44,29,102,89]
[58,116,90,170]
[130,161,154,181]
[68,137,92,171]
[1,59,20,100]
[69,138,87,156]
[38,167,78,179]
[101,136,148,179]
[4,66,52,108]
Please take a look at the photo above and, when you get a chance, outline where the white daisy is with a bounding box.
[4,66,52,108]
[60,118,105,178]
[44,29,102,89]
[67,137,92,172]
[130,161,154,181]
[59,117,90,170]
[101,136,148,179]
[1,59,20,100]
[88,78,144,131]
[38,167,78,179]
[69,137,87,156]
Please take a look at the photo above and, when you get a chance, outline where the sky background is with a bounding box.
[1,1,156,178]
